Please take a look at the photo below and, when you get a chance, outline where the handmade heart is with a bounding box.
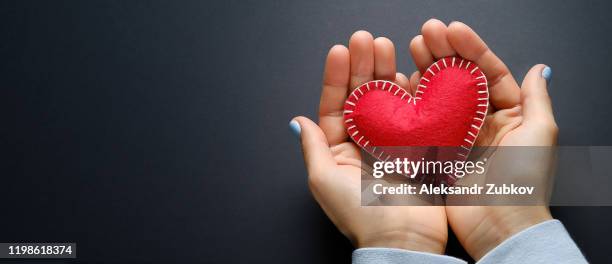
[343,56,489,163]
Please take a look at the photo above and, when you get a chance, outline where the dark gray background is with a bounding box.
[1,0,611,263]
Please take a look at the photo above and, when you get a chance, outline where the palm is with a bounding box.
[323,141,447,251]
[447,93,557,258]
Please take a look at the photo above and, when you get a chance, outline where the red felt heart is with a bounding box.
[343,56,488,161]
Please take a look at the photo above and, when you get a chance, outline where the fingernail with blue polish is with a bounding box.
[289,120,301,138]
[542,66,552,83]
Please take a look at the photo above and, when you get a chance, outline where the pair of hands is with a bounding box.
[293,19,557,260]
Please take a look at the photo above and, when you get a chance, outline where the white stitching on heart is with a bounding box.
[343,56,489,165]
[470,66,479,75]
[356,87,364,95]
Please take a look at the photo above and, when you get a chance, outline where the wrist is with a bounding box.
[356,229,446,254]
[466,206,552,260]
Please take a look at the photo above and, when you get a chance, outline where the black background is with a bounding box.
[1,0,611,263]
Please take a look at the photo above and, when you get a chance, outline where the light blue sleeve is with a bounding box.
[352,248,467,264]
[477,219,588,264]
[352,220,586,264]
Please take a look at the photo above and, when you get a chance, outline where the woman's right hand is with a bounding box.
[412,19,558,260]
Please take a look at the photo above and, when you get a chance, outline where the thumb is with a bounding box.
[520,64,557,127]
[290,116,335,174]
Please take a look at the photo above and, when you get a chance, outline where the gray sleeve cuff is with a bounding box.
[477,219,588,264]
[352,248,467,264]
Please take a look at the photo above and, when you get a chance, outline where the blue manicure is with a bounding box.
[289,120,301,138]
[542,66,552,84]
